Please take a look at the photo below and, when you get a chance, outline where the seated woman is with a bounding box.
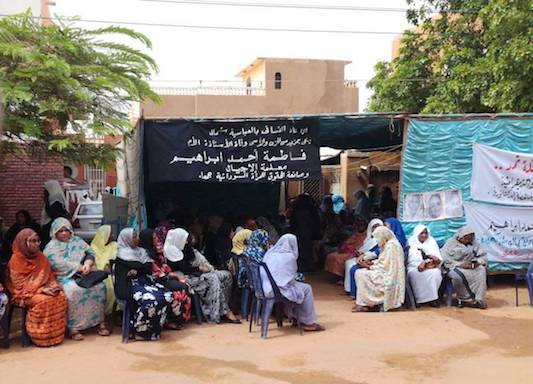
[44,218,108,340]
[231,229,252,288]
[324,230,364,284]
[212,223,235,270]
[256,217,279,246]
[0,282,6,323]
[6,229,67,347]
[116,228,172,340]
[442,226,488,309]
[385,218,407,250]
[164,228,240,324]
[262,234,324,332]
[91,225,118,315]
[2,209,41,263]
[344,219,383,296]
[353,226,405,312]
[141,228,191,327]
[407,225,442,307]
[243,229,269,263]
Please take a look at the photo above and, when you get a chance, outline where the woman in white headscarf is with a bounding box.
[344,219,384,295]
[115,228,172,341]
[41,180,70,246]
[164,228,240,324]
[353,226,405,312]
[442,226,488,309]
[407,225,442,306]
[262,234,325,332]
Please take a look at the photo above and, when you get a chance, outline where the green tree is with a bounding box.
[367,0,533,113]
[0,11,159,166]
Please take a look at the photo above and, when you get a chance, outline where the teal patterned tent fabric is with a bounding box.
[400,117,533,271]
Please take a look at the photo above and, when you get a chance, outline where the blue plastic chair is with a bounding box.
[247,260,264,333]
[191,293,203,324]
[109,259,133,343]
[515,261,533,307]
[258,262,302,339]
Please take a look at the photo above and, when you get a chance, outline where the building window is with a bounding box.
[274,72,282,89]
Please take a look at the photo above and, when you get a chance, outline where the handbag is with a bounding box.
[74,270,109,288]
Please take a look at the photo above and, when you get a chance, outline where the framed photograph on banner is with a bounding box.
[403,189,463,222]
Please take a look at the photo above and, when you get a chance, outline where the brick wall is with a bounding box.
[0,152,64,226]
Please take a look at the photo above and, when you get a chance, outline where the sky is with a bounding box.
[9,0,413,111]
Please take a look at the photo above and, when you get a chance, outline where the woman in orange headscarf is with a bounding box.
[7,229,67,347]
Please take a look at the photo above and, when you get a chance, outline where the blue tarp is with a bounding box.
[400,117,533,271]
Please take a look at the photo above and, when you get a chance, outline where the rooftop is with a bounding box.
[236,57,352,77]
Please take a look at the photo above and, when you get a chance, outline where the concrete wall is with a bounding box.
[142,58,358,118]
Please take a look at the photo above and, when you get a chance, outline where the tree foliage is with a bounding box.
[367,0,533,113]
[0,11,159,166]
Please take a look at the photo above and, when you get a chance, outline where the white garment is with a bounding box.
[117,228,152,263]
[164,228,188,262]
[344,258,356,292]
[408,269,442,304]
[359,219,384,253]
[407,224,443,303]
[41,180,67,225]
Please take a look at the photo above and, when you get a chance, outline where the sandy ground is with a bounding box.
[2,274,533,384]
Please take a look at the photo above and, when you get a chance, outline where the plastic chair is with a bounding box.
[6,304,31,347]
[403,246,417,310]
[191,293,203,324]
[258,262,302,339]
[1,300,10,349]
[515,261,533,307]
[247,260,264,333]
[109,259,133,343]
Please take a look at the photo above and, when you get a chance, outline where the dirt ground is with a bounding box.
[1,274,533,384]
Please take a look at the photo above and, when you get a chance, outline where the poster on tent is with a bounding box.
[144,119,321,183]
[471,143,533,206]
[464,201,533,263]
[403,189,464,222]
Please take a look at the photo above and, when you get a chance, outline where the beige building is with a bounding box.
[141,57,358,118]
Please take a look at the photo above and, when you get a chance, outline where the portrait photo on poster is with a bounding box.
[424,192,444,220]
[402,189,464,222]
[403,193,424,222]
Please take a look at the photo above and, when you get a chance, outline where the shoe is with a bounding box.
[474,300,488,310]
[223,317,242,324]
[456,299,464,308]
[430,300,440,308]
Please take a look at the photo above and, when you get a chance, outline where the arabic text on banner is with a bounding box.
[144,119,321,183]
[464,201,533,263]
[471,143,533,206]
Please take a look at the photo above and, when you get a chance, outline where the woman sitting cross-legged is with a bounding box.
[407,225,443,307]
[353,226,405,312]
[262,234,325,332]
[44,218,109,340]
[142,228,192,328]
[164,228,240,324]
[442,226,488,309]
[115,228,173,340]
[7,229,67,347]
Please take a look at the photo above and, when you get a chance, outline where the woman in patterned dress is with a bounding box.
[44,218,109,340]
[353,226,405,312]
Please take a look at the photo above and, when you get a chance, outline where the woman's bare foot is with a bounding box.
[71,331,84,341]
[98,323,110,336]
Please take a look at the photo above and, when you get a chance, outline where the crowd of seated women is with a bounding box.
[322,190,489,312]
[0,211,326,347]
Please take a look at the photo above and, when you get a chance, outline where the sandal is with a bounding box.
[98,324,111,336]
[166,322,184,331]
[351,305,370,313]
[71,331,84,341]
[303,324,325,332]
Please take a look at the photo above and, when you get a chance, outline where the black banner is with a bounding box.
[144,119,321,183]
